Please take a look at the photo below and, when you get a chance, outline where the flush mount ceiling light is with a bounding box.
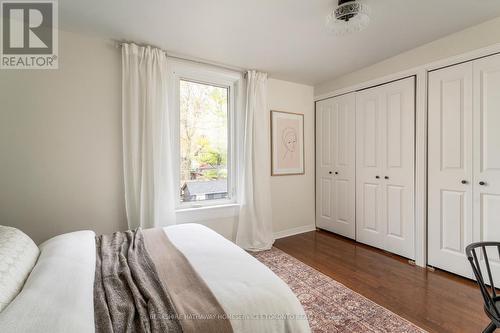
[326,0,370,36]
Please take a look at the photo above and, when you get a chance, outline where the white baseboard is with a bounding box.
[274,224,316,240]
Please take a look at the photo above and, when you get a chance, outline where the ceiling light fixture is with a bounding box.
[326,0,370,36]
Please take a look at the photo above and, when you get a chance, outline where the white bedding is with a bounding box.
[0,224,310,333]
[166,224,310,333]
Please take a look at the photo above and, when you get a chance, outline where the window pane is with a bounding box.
[179,80,229,203]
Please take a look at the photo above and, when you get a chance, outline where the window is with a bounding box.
[179,80,229,203]
[169,60,241,209]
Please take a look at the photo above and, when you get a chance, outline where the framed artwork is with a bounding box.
[270,110,305,176]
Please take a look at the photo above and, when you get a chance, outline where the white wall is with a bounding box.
[0,30,316,243]
[0,30,127,244]
[315,16,500,96]
[268,79,316,238]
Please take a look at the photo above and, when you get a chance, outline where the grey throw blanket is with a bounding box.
[94,229,183,333]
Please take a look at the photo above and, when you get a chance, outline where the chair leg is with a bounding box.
[483,322,497,333]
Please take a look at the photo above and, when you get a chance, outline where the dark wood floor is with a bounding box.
[275,229,489,333]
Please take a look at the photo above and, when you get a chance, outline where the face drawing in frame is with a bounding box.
[277,118,300,170]
[282,127,297,160]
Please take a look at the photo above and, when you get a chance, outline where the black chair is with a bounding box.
[466,242,500,333]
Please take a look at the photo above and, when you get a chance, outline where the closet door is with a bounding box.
[428,62,474,278]
[316,93,356,239]
[355,87,385,247]
[383,78,415,259]
[356,77,415,259]
[473,54,500,284]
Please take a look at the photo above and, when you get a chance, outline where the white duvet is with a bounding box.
[0,224,310,333]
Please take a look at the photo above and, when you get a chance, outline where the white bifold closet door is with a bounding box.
[429,53,500,283]
[428,62,474,279]
[355,77,415,259]
[315,93,356,239]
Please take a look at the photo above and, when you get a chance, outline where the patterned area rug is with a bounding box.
[252,247,427,333]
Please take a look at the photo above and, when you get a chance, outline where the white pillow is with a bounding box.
[0,230,96,333]
[0,226,39,312]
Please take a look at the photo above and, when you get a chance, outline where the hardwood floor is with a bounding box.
[275,229,489,333]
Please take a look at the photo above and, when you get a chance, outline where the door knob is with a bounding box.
[375,175,380,179]
[461,180,468,184]
[479,181,486,186]
[384,176,389,180]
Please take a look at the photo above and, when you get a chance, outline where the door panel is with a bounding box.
[387,92,403,168]
[440,190,465,254]
[428,62,474,278]
[321,109,332,167]
[317,102,333,224]
[383,78,415,259]
[316,93,356,239]
[320,178,332,218]
[334,179,349,222]
[362,182,380,232]
[473,54,500,285]
[356,89,385,249]
[387,185,404,238]
[336,105,349,166]
[362,99,379,167]
[481,194,500,240]
[356,77,415,258]
[441,79,465,170]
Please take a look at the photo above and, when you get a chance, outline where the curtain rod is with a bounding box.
[113,40,247,75]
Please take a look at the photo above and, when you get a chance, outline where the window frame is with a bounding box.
[168,59,242,210]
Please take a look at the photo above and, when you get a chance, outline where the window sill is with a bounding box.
[176,203,239,223]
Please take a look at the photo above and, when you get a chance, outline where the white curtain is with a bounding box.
[122,43,176,229]
[236,70,274,251]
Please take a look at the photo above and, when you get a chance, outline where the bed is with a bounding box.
[0,224,310,333]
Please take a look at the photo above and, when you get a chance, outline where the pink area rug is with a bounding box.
[252,247,427,333]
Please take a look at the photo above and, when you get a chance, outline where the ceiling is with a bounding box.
[59,0,500,85]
